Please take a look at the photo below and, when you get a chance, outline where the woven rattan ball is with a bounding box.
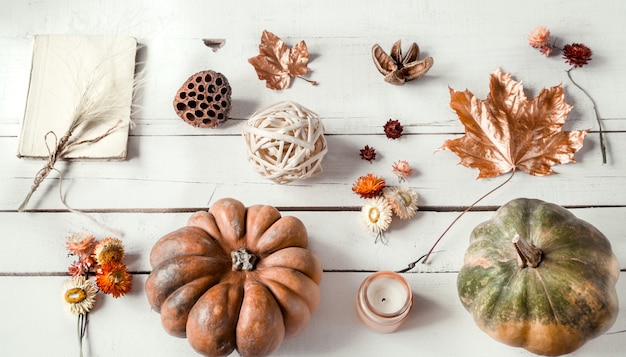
[242,101,328,184]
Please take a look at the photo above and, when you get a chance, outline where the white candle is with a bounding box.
[356,271,413,333]
[366,276,408,314]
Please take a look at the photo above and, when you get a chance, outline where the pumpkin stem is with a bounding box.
[512,234,542,268]
[231,248,258,271]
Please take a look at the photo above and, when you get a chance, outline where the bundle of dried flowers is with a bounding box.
[62,232,132,356]
[528,26,606,164]
[352,163,418,243]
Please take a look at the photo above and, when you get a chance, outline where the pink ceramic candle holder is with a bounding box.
[356,271,414,333]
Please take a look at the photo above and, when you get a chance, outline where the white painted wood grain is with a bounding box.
[1,208,625,274]
[3,133,625,211]
[1,273,624,357]
[1,1,625,133]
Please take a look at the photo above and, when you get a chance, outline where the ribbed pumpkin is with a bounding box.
[145,198,323,357]
[457,198,619,356]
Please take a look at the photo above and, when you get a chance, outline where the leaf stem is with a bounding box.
[297,75,318,86]
[566,67,607,164]
[417,169,516,266]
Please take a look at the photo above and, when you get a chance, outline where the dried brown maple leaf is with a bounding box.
[402,69,590,267]
[439,68,588,178]
[248,30,316,90]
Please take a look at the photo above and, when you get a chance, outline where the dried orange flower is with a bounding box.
[96,261,132,298]
[352,173,386,199]
[528,26,551,48]
[66,232,95,256]
[563,43,593,68]
[93,237,125,265]
[392,160,413,182]
[359,145,377,161]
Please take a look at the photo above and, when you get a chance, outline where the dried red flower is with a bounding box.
[527,28,605,164]
[383,119,403,139]
[352,173,386,199]
[96,261,133,298]
[563,43,592,68]
[359,145,377,161]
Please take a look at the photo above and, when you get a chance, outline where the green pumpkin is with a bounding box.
[457,198,619,356]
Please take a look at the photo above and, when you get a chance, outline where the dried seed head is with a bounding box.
[174,70,232,128]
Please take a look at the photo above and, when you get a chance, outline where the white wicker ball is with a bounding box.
[242,101,328,184]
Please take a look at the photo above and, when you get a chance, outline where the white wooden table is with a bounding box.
[1,1,625,356]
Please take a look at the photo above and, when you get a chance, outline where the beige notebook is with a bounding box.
[17,34,137,160]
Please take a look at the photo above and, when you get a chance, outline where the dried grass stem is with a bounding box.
[566,67,607,164]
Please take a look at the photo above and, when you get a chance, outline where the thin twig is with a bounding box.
[55,165,125,237]
[67,120,122,148]
[419,169,517,265]
[17,131,69,211]
[18,120,122,212]
[395,253,429,273]
[566,67,607,164]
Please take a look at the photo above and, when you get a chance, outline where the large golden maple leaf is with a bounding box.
[439,69,588,178]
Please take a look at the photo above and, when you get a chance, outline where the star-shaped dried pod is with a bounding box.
[372,40,434,85]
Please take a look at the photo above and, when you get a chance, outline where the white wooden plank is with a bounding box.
[2,33,625,136]
[2,1,626,135]
[1,273,624,357]
[3,133,625,210]
[2,207,624,274]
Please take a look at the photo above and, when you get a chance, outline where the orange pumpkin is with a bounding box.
[145,198,323,357]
